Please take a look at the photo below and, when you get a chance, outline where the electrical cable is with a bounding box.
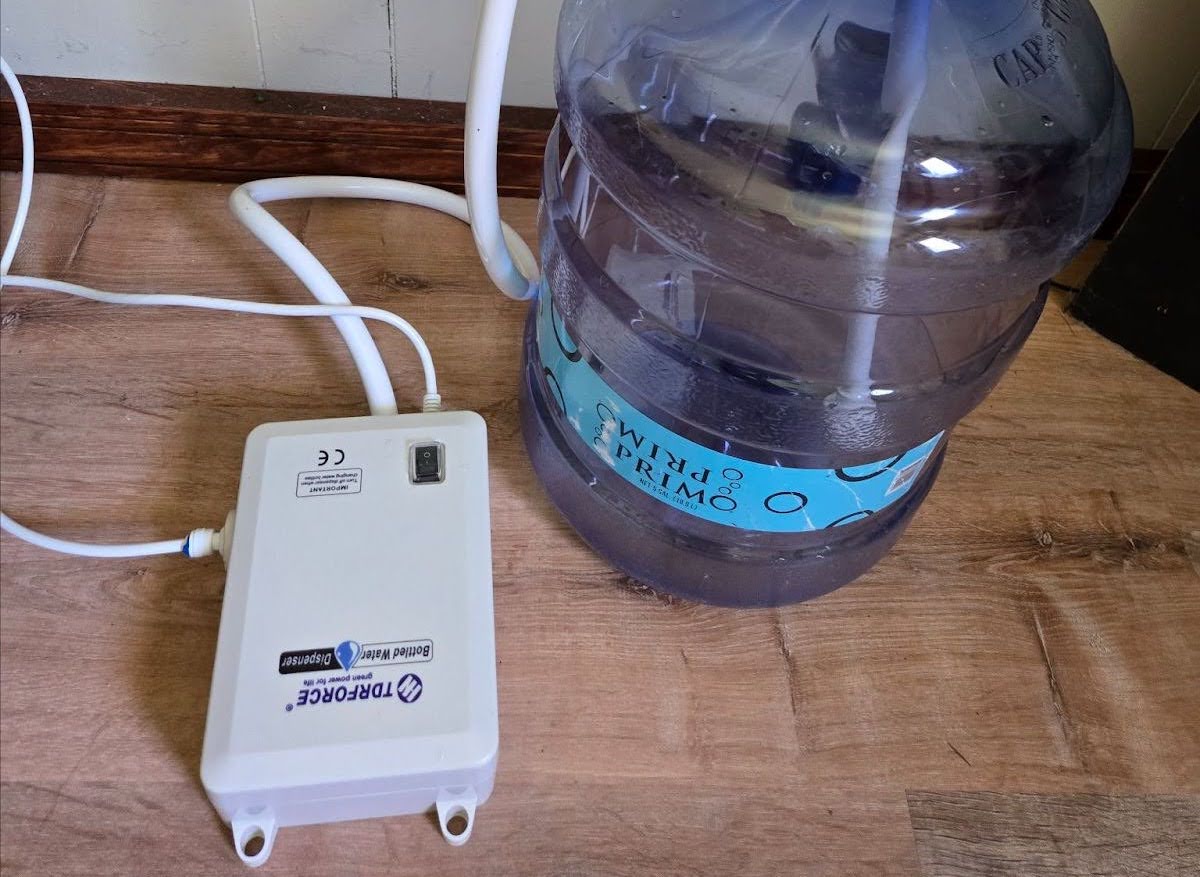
[0,269,446,558]
[2,275,442,409]
[0,0,538,561]
[5,59,210,558]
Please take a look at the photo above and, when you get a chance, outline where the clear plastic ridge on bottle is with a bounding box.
[522,0,1133,606]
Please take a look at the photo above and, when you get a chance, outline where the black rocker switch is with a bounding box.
[411,443,444,484]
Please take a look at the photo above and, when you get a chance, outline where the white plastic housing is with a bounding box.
[201,412,498,867]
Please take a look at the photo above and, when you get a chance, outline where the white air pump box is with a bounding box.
[200,412,498,867]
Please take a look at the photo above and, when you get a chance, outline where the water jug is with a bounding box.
[520,0,1133,606]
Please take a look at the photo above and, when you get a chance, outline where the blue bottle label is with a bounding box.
[537,291,943,533]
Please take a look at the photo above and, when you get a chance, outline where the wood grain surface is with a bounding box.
[909,791,1200,876]
[1,173,1198,877]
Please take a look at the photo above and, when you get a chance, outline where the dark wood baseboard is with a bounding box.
[0,76,556,197]
[0,75,1164,230]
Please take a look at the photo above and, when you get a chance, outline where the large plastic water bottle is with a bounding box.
[520,0,1132,606]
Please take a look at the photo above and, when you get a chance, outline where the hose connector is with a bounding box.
[183,511,235,564]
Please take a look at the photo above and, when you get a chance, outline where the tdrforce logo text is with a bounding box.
[292,674,423,708]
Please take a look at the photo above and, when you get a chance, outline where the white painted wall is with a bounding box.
[1090,0,1200,149]
[1,0,1196,147]
[0,0,563,104]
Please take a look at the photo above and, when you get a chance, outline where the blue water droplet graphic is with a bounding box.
[335,640,362,671]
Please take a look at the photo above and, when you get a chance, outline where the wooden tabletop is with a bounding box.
[1,173,1197,876]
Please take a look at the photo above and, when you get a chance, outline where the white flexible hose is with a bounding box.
[0,60,238,557]
[228,177,536,416]
[838,0,932,405]
[0,270,446,557]
[0,511,225,559]
[0,58,33,278]
[7,59,202,557]
[466,0,539,301]
[0,0,538,560]
[220,0,541,405]
[229,180,400,416]
[234,176,537,279]
[226,178,537,381]
[0,513,187,558]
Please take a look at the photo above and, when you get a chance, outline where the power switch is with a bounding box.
[411,443,444,484]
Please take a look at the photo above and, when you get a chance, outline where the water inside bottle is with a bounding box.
[521,0,1132,605]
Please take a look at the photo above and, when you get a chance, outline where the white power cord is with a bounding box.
[2,275,443,411]
[0,0,539,560]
